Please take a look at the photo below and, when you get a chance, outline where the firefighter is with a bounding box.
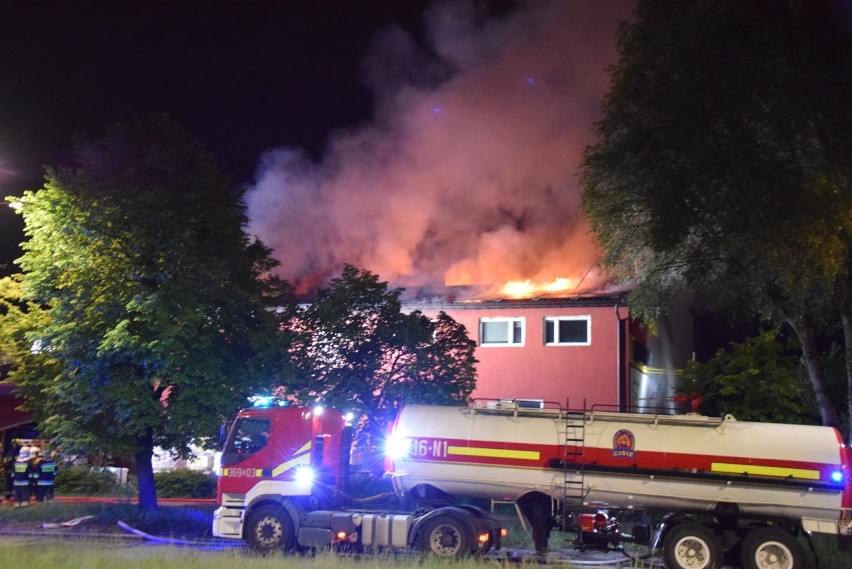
[2,452,13,503]
[0,450,6,503]
[13,447,32,507]
[35,451,57,502]
[29,447,41,500]
[517,492,555,555]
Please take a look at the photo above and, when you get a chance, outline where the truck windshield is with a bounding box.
[221,417,271,465]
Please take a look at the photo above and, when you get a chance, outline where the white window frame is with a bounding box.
[479,317,525,347]
[544,316,591,346]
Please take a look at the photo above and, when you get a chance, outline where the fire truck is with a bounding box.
[213,399,852,568]
[212,404,503,558]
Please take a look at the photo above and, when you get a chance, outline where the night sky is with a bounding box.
[0,1,452,185]
[0,1,634,292]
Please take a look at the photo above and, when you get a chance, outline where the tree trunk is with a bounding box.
[787,314,840,429]
[842,306,852,444]
[135,428,158,511]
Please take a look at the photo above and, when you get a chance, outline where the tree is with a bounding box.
[681,331,813,423]
[581,0,852,431]
[8,115,283,510]
[0,275,51,374]
[278,265,477,462]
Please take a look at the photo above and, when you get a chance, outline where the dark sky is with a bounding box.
[0,1,452,189]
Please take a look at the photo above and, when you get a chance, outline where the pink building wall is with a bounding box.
[407,296,631,410]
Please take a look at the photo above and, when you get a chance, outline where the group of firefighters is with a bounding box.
[2,443,57,507]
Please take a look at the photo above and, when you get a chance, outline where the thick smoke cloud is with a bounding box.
[246,0,635,297]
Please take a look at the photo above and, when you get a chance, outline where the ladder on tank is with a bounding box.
[562,399,588,540]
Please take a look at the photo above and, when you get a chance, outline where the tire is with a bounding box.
[418,514,472,558]
[455,505,496,554]
[663,522,722,569]
[245,505,295,553]
[741,527,805,569]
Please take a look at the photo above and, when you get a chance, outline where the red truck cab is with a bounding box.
[217,406,349,503]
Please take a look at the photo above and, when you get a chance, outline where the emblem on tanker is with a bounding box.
[611,429,636,459]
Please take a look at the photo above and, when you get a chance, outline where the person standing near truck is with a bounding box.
[13,447,32,507]
[35,451,56,502]
[29,447,41,499]
[0,451,8,504]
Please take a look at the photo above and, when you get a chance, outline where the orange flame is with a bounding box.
[501,277,578,298]
[502,280,536,297]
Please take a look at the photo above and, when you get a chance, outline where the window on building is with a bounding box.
[480,317,525,346]
[544,316,591,346]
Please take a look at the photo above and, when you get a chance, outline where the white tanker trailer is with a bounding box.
[387,400,852,569]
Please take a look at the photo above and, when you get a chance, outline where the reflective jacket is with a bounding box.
[37,459,57,486]
[13,459,30,487]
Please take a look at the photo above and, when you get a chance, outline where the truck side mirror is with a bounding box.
[219,421,232,446]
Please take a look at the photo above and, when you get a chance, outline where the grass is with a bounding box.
[0,501,216,538]
[2,502,851,569]
[0,545,519,569]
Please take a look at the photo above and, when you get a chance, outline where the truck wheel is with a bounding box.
[741,527,804,569]
[418,515,471,558]
[663,522,722,569]
[245,505,295,553]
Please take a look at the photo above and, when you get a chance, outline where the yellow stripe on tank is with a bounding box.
[711,462,820,480]
[447,446,540,461]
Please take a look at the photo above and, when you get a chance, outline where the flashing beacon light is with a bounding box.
[344,412,355,425]
[831,470,844,484]
[294,466,315,488]
[385,431,412,460]
[313,406,324,417]
[250,395,272,408]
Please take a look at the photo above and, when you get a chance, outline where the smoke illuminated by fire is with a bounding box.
[246,0,634,298]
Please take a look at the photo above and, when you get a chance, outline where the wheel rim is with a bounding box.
[673,535,713,569]
[428,523,462,557]
[752,540,794,569]
[253,515,284,548]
